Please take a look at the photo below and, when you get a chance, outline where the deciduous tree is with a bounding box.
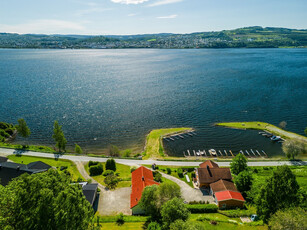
[256,165,300,222]
[105,158,116,171]
[104,175,119,190]
[282,139,306,160]
[52,120,67,152]
[16,118,31,146]
[75,144,83,154]
[234,170,253,197]
[230,152,248,175]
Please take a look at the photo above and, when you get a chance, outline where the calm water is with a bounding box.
[0,49,306,156]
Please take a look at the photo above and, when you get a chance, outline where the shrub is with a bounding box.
[177,168,183,178]
[88,161,99,167]
[166,168,172,174]
[105,158,116,171]
[191,172,196,178]
[60,166,68,171]
[186,204,218,213]
[122,149,132,157]
[116,213,124,226]
[153,171,163,183]
[147,221,161,230]
[103,170,114,177]
[104,175,119,190]
[109,145,120,157]
[218,209,254,217]
[186,168,195,173]
[89,164,103,176]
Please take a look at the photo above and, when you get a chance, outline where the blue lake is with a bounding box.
[0,48,306,156]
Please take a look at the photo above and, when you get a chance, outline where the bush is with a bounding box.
[104,175,119,190]
[153,171,163,183]
[116,213,124,226]
[147,221,161,230]
[109,145,120,157]
[122,149,132,157]
[166,168,172,174]
[106,158,116,171]
[186,168,194,173]
[177,168,183,178]
[60,166,68,171]
[88,161,99,167]
[89,164,103,176]
[191,172,196,178]
[102,170,114,177]
[186,204,218,213]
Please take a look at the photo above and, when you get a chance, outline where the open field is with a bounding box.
[7,155,83,181]
[84,162,132,188]
[143,127,192,160]
[216,121,307,143]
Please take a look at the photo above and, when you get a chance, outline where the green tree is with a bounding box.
[0,170,93,229]
[282,139,306,160]
[105,158,116,171]
[170,220,204,230]
[89,164,103,176]
[161,197,190,229]
[52,121,67,152]
[115,213,124,226]
[139,185,160,219]
[109,145,120,157]
[104,175,119,190]
[16,118,31,145]
[234,170,253,197]
[153,171,163,183]
[230,152,248,175]
[256,165,300,222]
[139,182,182,220]
[75,144,83,154]
[268,207,307,230]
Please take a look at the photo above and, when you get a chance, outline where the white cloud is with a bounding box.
[0,19,86,34]
[149,0,183,7]
[128,13,136,16]
[111,0,149,4]
[157,14,178,19]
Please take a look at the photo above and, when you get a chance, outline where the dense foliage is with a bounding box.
[186,204,218,213]
[230,152,248,175]
[105,158,116,171]
[0,170,93,230]
[16,118,31,139]
[282,139,306,159]
[109,145,120,157]
[153,171,163,182]
[234,170,253,197]
[255,165,300,222]
[89,163,104,176]
[268,207,307,230]
[0,121,16,142]
[161,197,190,229]
[74,144,83,154]
[104,175,119,190]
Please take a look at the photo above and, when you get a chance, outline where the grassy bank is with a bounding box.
[7,155,84,181]
[0,142,55,153]
[84,162,132,188]
[216,121,307,143]
[143,128,192,160]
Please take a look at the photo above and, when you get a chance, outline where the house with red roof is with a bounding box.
[194,160,245,209]
[214,190,245,209]
[130,166,159,215]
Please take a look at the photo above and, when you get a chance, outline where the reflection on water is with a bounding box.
[0,48,306,156]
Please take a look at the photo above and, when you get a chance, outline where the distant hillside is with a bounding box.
[0,26,306,49]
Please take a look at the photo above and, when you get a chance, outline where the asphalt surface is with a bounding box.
[0,148,306,167]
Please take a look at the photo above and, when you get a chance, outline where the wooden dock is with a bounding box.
[183,148,268,158]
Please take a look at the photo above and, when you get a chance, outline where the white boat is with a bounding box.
[209,149,217,156]
[271,136,281,141]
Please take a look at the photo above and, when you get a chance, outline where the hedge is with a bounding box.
[186,204,218,213]
[88,161,99,167]
[89,164,104,176]
[218,209,254,217]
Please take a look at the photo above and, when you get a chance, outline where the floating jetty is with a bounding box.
[184,149,268,158]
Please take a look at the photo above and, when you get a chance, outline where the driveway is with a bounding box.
[160,171,215,203]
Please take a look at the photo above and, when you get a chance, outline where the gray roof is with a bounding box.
[0,161,51,186]
[27,161,52,170]
[82,183,98,206]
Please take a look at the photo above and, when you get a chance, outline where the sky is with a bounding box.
[0,0,306,35]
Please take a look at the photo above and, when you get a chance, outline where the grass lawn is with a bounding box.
[216,121,307,143]
[143,128,192,160]
[84,162,132,188]
[144,164,195,187]
[98,222,145,230]
[0,142,55,153]
[194,221,267,230]
[7,155,83,181]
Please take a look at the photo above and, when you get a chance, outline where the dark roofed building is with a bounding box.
[199,160,219,169]
[210,179,238,194]
[0,156,8,163]
[0,161,51,186]
[196,166,232,187]
[82,183,99,206]
[27,161,52,170]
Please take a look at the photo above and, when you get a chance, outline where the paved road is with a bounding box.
[1,148,306,167]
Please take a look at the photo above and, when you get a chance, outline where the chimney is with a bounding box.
[142,176,145,181]
[207,165,212,177]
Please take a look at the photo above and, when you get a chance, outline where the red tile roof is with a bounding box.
[210,179,238,193]
[215,190,245,202]
[199,160,219,169]
[130,166,159,209]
